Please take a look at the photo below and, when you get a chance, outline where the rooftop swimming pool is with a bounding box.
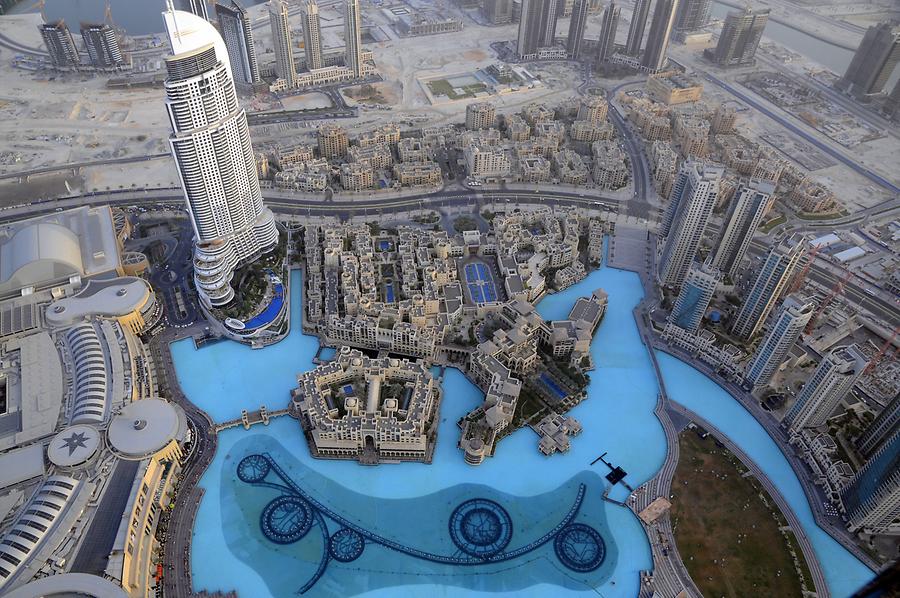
[172,255,873,596]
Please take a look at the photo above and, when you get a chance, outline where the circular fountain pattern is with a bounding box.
[329,528,366,562]
[260,496,314,544]
[448,498,513,559]
[237,454,270,483]
[554,523,606,572]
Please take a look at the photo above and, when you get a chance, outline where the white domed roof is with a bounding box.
[108,399,186,459]
[47,424,100,468]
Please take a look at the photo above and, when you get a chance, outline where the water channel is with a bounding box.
[172,256,873,596]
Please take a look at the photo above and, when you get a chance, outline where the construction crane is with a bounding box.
[788,244,821,295]
[863,325,900,374]
[805,270,851,334]
[30,0,45,22]
[104,0,114,27]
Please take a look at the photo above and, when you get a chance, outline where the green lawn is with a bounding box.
[671,431,810,597]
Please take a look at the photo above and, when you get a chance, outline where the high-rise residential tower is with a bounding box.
[668,261,720,333]
[658,161,723,288]
[838,22,900,98]
[215,0,261,85]
[80,23,125,69]
[162,7,278,308]
[345,0,364,78]
[484,0,513,25]
[709,8,769,66]
[730,234,806,340]
[673,0,710,33]
[39,21,80,68]
[857,394,900,458]
[302,0,324,70]
[269,0,297,88]
[842,428,900,535]
[596,1,620,62]
[540,0,560,46]
[710,180,772,279]
[566,0,589,59]
[785,345,868,432]
[625,0,651,56]
[642,0,679,71]
[744,295,815,389]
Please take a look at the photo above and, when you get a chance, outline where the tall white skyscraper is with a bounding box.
[785,345,868,432]
[163,7,278,308]
[302,0,324,70]
[215,0,261,85]
[710,180,772,279]
[345,0,364,78]
[744,295,815,389]
[658,161,723,288]
[668,261,720,333]
[731,234,806,340]
[269,0,298,88]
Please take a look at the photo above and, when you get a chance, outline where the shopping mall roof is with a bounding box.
[45,277,151,328]
[107,399,186,460]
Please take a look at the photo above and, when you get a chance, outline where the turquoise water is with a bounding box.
[657,354,874,597]
[175,262,872,596]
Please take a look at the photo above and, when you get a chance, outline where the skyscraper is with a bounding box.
[673,0,710,33]
[345,0,364,78]
[596,1,620,62]
[269,0,297,88]
[625,0,651,56]
[162,7,278,308]
[566,0,589,59]
[857,394,900,458]
[483,0,513,25]
[668,261,720,333]
[842,427,900,534]
[730,234,806,340]
[215,0,261,85]
[540,0,560,46]
[80,23,125,69]
[838,22,900,98]
[710,180,772,279]
[744,295,815,389]
[785,345,868,432]
[709,7,769,66]
[302,0,324,71]
[642,0,679,71]
[186,0,210,21]
[518,0,554,57]
[39,21,80,69]
[658,161,723,288]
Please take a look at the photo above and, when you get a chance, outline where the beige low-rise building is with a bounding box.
[577,95,609,123]
[394,161,442,187]
[554,150,590,185]
[466,102,496,130]
[519,156,552,183]
[646,71,703,105]
[340,162,375,191]
[592,140,629,189]
[570,119,614,143]
[397,138,431,162]
[348,142,394,170]
[791,180,837,213]
[318,124,349,159]
[465,145,511,179]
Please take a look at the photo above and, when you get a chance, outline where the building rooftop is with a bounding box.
[45,277,151,328]
[107,398,187,460]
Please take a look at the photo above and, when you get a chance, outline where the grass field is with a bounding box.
[427,78,488,100]
[671,430,812,597]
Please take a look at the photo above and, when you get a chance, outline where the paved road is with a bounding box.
[0,153,170,181]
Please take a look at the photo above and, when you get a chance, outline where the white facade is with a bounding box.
[269,0,298,88]
[710,180,772,279]
[164,9,278,307]
[658,162,723,288]
[345,0,364,78]
[302,0,324,70]
[786,345,867,431]
[745,295,815,389]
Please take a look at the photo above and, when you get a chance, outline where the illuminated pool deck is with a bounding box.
[171,260,873,597]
